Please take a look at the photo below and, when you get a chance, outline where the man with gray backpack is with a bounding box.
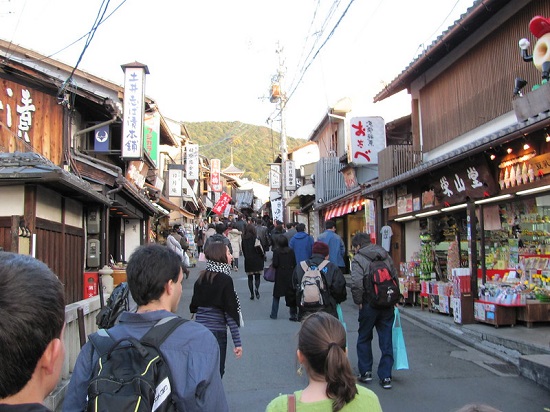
[63,244,228,412]
[290,241,347,321]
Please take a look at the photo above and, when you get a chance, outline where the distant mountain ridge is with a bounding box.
[184,121,306,184]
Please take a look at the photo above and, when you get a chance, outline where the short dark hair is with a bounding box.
[0,252,65,398]
[351,232,371,248]
[325,220,336,230]
[204,241,229,264]
[126,244,182,306]
[296,223,306,232]
[215,223,226,234]
[243,223,257,239]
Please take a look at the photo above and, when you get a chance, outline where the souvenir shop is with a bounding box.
[373,132,550,327]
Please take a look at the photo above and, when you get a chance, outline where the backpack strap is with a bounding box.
[88,329,117,358]
[318,260,330,271]
[300,261,309,272]
[140,316,188,349]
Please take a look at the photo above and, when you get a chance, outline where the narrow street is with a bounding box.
[177,256,550,412]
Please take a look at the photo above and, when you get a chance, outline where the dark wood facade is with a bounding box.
[420,1,550,151]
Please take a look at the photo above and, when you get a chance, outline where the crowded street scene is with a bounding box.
[1,0,550,411]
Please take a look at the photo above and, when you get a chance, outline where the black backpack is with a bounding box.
[87,316,187,412]
[96,282,129,329]
[364,257,400,308]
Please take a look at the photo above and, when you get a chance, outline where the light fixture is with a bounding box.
[490,154,496,160]
[545,131,550,142]
[474,194,513,205]
[395,215,415,222]
[516,185,550,196]
[441,203,467,212]
[415,210,440,218]
[524,143,530,150]
[507,148,513,154]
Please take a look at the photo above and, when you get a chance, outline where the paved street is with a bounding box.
[178,256,550,412]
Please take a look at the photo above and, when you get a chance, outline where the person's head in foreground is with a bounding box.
[0,252,65,407]
[298,311,358,411]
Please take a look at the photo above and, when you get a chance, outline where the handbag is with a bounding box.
[392,307,409,370]
[198,252,206,262]
[263,265,276,282]
[254,237,264,255]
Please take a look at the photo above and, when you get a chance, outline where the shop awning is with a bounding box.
[286,184,315,207]
[324,195,363,220]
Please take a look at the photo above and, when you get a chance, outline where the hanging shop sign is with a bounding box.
[168,166,183,197]
[285,160,296,191]
[126,161,149,189]
[397,194,413,214]
[270,164,281,190]
[210,158,222,192]
[121,64,147,159]
[186,144,199,180]
[347,116,385,166]
[429,157,497,205]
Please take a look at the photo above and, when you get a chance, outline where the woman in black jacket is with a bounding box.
[241,223,264,300]
[190,242,243,377]
[270,236,298,321]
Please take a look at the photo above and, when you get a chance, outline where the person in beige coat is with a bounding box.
[227,224,242,271]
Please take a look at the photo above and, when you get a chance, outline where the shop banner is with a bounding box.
[428,156,497,204]
[121,66,146,159]
[211,158,222,192]
[212,192,232,215]
[143,112,160,166]
[348,116,385,166]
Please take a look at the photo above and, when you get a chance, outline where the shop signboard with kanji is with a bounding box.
[186,144,199,180]
[122,66,146,159]
[212,192,232,215]
[348,116,385,166]
[211,158,222,192]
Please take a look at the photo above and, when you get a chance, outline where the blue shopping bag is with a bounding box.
[336,304,347,349]
[392,307,409,370]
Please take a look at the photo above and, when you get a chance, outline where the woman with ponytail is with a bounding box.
[266,311,382,412]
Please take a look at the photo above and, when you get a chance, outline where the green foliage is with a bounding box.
[185,121,307,184]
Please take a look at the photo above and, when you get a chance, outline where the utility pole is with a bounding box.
[268,42,288,223]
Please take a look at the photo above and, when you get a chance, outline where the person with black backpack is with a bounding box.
[350,232,400,391]
[289,241,347,321]
[63,244,228,412]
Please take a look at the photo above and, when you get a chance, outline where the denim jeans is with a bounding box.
[357,303,395,380]
[211,329,228,378]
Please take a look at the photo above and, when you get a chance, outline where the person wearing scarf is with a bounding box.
[190,242,243,378]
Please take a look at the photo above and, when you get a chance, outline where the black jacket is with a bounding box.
[272,247,296,300]
[290,253,347,320]
[204,233,232,254]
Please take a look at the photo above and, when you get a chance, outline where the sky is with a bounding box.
[0,0,475,140]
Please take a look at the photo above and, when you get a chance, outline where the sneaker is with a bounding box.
[289,316,299,322]
[380,377,392,389]
[358,372,373,383]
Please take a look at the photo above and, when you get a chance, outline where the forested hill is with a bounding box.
[184,121,307,184]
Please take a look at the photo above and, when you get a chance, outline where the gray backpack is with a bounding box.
[299,260,329,307]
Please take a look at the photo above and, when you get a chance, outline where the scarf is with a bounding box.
[205,260,232,276]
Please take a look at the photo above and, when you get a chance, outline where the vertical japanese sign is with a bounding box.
[94,124,110,152]
[285,160,296,191]
[121,65,147,159]
[168,167,182,197]
[348,116,385,165]
[143,111,160,166]
[271,198,284,223]
[269,164,281,190]
[212,192,232,215]
[211,159,222,192]
[186,144,199,180]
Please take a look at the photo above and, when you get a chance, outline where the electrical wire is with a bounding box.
[58,0,112,96]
